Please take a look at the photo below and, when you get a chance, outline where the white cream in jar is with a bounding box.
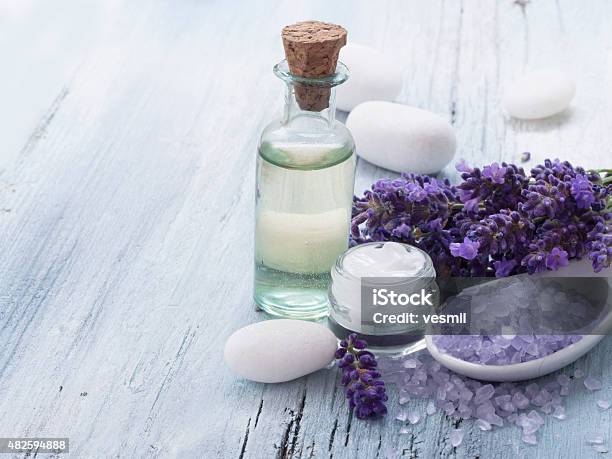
[329,241,437,352]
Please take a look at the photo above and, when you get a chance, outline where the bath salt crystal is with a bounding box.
[540,403,553,415]
[474,384,495,405]
[584,376,602,391]
[552,406,566,420]
[495,395,516,413]
[476,401,504,427]
[512,392,530,410]
[399,426,411,434]
[525,383,540,398]
[395,411,408,422]
[532,389,552,407]
[475,419,492,431]
[560,386,570,396]
[593,445,609,453]
[596,400,610,410]
[458,403,472,419]
[574,368,585,378]
[449,429,464,447]
[403,358,419,369]
[517,411,544,436]
[380,351,594,446]
[586,434,604,445]
[399,395,410,405]
[527,410,545,426]
[522,433,538,445]
[460,388,474,403]
[556,374,570,387]
[407,411,421,425]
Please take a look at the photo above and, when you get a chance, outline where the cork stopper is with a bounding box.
[282,21,347,111]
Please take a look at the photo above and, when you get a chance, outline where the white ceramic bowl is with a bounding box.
[425,259,611,381]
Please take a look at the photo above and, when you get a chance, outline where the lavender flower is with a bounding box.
[456,162,529,214]
[482,162,508,184]
[493,259,518,277]
[545,247,569,270]
[351,158,612,277]
[336,334,387,419]
[570,174,596,209]
[450,237,480,260]
[588,233,612,273]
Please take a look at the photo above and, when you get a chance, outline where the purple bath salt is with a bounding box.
[586,434,604,445]
[522,433,537,445]
[552,406,566,420]
[512,392,530,410]
[525,383,540,398]
[432,335,583,365]
[380,352,607,446]
[495,395,516,413]
[556,374,570,387]
[407,411,420,425]
[475,419,492,431]
[476,401,504,427]
[449,429,464,447]
[584,376,602,391]
[597,400,610,410]
[574,368,585,378]
[474,384,495,405]
[517,410,545,435]
[560,386,570,396]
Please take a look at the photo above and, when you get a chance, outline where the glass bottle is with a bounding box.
[254,60,356,320]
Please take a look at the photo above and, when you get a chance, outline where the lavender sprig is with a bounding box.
[351,158,612,276]
[336,334,387,419]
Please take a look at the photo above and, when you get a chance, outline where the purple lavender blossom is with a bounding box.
[545,247,569,270]
[455,159,473,173]
[482,163,508,184]
[493,259,517,277]
[351,158,612,277]
[570,174,596,209]
[336,334,387,419]
[456,161,529,215]
[588,234,612,273]
[450,237,480,260]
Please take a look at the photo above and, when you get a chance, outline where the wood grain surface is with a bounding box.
[0,1,610,458]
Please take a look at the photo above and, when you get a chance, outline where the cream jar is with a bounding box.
[328,242,437,354]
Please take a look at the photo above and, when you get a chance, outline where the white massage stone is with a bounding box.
[336,43,403,112]
[346,101,456,174]
[503,70,576,120]
[224,319,337,383]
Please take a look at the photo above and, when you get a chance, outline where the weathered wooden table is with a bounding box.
[1,1,610,457]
